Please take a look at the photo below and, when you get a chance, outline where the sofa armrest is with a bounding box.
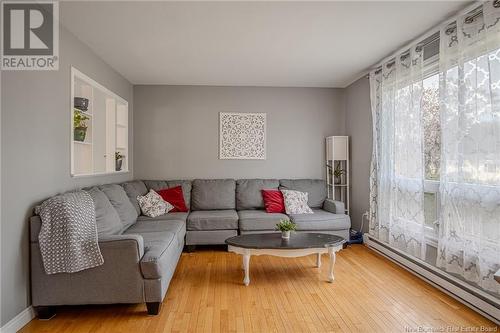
[30,216,42,243]
[323,199,345,214]
[31,233,145,307]
[98,234,145,259]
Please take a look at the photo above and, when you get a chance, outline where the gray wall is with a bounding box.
[344,77,372,232]
[0,26,133,325]
[1,20,373,326]
[134,86,345,180]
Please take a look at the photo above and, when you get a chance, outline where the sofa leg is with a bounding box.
[146,302,161,315]
[35,306,56,320]
[186,245,196,252]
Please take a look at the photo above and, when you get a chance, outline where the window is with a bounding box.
[422,65,440,237]
[422,73,440,181]
[420,47,500,241]
[71,67,129,177]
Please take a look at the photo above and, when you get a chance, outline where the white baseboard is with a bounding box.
[0,306,35,333]
[365,235,500,325]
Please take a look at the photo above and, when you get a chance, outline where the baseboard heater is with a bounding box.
[364,235,500,325]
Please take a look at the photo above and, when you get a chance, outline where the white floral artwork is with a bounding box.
[219,112,266,160]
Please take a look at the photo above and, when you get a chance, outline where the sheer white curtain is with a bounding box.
[437,1,500,295]
[369,45,427,260]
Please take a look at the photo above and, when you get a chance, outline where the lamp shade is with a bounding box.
[326,136,348,161]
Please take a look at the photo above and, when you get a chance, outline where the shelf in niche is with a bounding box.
[71,67,128,177]
[74,140,92,145]
[72,170,129,178]
[74,109,92,116]
[326,136,350,215]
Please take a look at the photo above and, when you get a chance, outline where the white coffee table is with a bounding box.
[226,233,345,286]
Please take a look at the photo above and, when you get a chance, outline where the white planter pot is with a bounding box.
[281,231,291,239]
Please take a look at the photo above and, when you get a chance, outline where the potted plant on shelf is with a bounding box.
[275,219,296,239]
[74,97,89,111]
[115,152,124,171]
[333,163,346,184]
[73,112,90,142]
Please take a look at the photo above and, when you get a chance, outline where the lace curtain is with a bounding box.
[369,45,427,260]
[436,2,500,295]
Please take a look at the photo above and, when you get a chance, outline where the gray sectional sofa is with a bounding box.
[30,178,350,318]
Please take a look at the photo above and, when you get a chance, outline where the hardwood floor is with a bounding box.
[20,245,498,333]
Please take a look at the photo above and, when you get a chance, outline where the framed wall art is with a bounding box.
[219,112,266,160]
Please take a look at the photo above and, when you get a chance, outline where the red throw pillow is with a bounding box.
[261,189,285,213]
[157,186,188,212]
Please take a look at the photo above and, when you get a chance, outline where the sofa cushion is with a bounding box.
[99,184,138,230]
[121,181,148,215]
[236,179,280,210]
[124,217,186,280]
[289,209,351,231]
[143,180,168,191]
[157,186,188,212]
[191,179,236,210]
[86,187,123,236]
[279,179,327,208]
[137,212,188,223]
[238,210,289,231]
[143,180,192,209]
[126,218,186,253]
[187,210,238,230]
[125,219,185,236]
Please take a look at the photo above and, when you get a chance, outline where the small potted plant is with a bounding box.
[275,219,296,239]
[74,111,90,142]
[115,151,124,171]
[333,163,346,184]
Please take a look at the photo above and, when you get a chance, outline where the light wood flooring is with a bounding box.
[20,245,498,332]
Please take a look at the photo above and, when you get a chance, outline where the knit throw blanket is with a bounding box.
[36,190,104,274]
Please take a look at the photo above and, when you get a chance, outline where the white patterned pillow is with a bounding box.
[281,190,314,214]
[137,190,174,218]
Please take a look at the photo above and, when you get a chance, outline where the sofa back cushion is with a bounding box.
[236,179,279,210]
[191,179,236,210]
[99,184,138,230]
[121,180,148,215]
[279,179,327,208]
[86,187,123,236]
[143,180,192,209]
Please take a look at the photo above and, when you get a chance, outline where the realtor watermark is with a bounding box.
[404,326,498,332]
[1,1,59,70]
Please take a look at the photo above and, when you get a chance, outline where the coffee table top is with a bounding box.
[225,232,345,249]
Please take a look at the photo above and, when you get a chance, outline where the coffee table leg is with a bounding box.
[316,253,321,268]
[328,247,336,283]
[243,251,251,286]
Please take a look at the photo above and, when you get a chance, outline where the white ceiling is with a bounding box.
[61,1,468,88]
